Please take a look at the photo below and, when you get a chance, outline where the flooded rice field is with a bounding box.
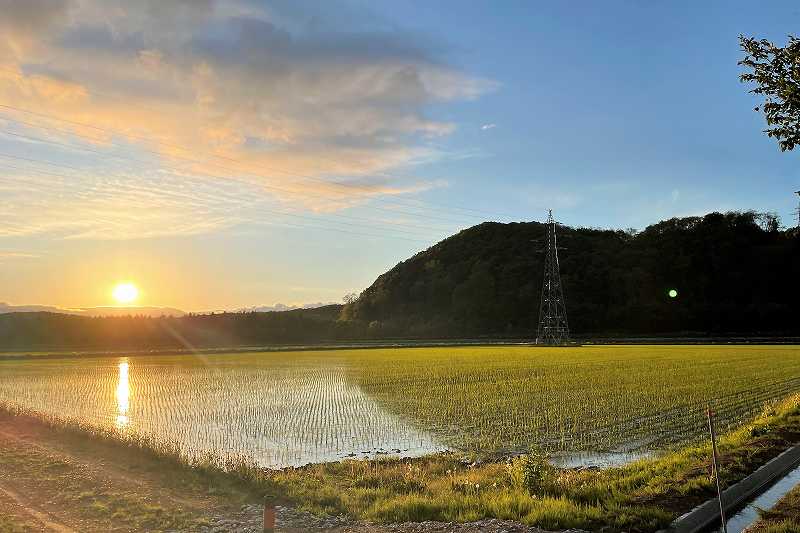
[1,345,799,469]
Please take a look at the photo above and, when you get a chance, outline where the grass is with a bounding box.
[3,345,800,530]
[0,517,30,533]
[5,391,800,532]
[261,393,800,531]
[759,521,800,533]
[748,482,800,533]
[0,402,259,501]
[350,345,800,453]
[0,427,209,531]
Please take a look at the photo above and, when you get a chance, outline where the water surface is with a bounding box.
[0,353,445,468]
[711,463,800,533]
[3,346,799,469]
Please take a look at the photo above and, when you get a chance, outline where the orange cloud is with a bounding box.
[0,0,496,237]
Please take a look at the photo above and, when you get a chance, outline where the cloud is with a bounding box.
[0,0,497,237]
[0,250,39,259]
[481,123,497,130]
[0,162,266,239]
[0,0,71,58]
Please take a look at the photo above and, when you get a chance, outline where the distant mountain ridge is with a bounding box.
[235,303,334,313]
[0,302,335,317]
[0,303,185,318]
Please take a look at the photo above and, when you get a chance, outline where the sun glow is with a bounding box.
[112,282,139,304]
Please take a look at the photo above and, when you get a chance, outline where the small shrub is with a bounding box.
[524,451,556,495]
[510,450,556,495]
[504,457,525,489]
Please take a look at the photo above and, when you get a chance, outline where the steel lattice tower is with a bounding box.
[536,210,570,345]
[795,191,800,228]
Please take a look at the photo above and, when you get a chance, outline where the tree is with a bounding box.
[755,211,781,232]
[739,35,800,151]
[342,292,359,305]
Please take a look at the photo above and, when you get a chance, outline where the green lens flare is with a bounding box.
[668,289,678,298]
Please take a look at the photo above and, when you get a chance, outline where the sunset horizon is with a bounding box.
[2,1,798,312]
[1,2,799,532]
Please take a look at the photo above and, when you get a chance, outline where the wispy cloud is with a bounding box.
[481,123,497,130]
[0,0,497,237]
[0,250,39,259]
[0,163,263,239]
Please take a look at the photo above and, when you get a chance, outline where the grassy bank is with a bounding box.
[4,393,800,532]
[746,484,800,533]
[269,394,800,531]
[0,414,261,531]
[0,515,33,533]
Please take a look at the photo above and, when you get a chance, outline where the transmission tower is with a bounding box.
[536,210,571,345]
[795,190,800,228]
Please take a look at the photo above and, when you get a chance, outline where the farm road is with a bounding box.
[0,412,257,532]
[0,412,574,532]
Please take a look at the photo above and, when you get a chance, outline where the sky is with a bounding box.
[0,0,798,311]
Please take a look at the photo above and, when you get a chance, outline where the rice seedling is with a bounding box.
[0,345,798,468]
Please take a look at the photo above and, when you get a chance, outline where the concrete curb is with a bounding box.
[661,443,800,533]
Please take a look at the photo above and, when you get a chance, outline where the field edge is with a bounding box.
[2,393,800,532]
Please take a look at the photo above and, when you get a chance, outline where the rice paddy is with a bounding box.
[0,345,798,469]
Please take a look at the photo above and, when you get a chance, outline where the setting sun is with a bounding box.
[112,283,139,305]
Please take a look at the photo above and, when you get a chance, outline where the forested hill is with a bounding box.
[1,211,799,351]
[0,305,352,351]
[341,211,800,337]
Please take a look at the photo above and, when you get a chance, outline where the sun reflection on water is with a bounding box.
[116,360,130,427]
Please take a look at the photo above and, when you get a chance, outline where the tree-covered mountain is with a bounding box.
[1,211,798,351]
[342,211,799,337]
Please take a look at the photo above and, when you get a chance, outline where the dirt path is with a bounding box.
[0,412,562,533]
[0,483,75,532]
[0,412,410,532]
[0,425,207,514]
[0,412,259,532]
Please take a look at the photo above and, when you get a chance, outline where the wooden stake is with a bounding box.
[707,407,727,533]
[264,501,276,533]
